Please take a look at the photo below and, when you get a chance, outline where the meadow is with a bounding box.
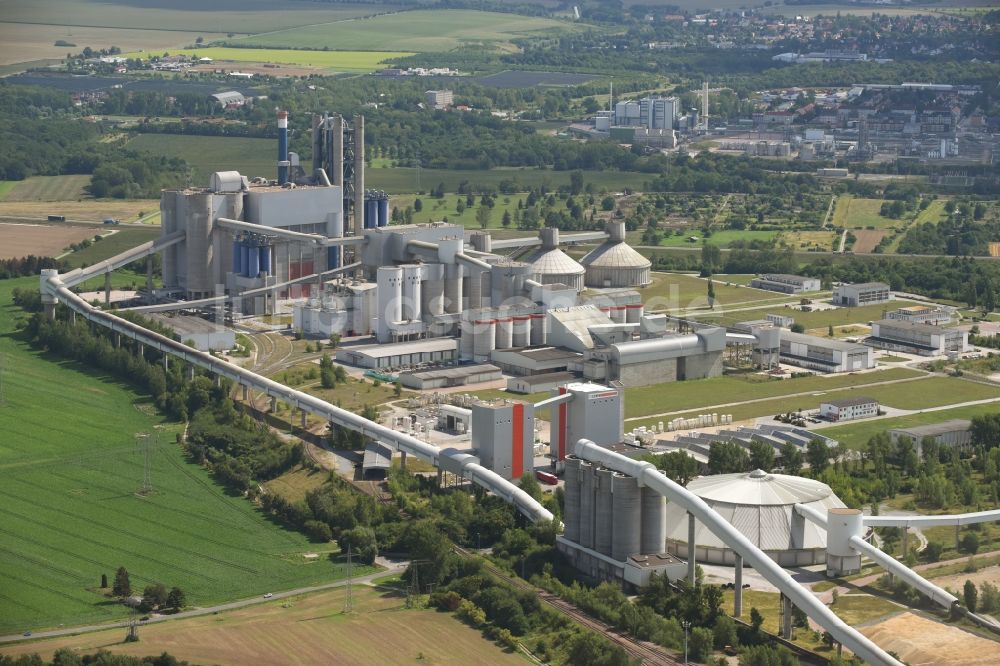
[2,175,91,202]
[0,181,19,200]
[832,196,906,230]
[224,9,586,53]
[62,227,160,268]
[149,47,414,73]
[693,301,906,332]
[128,134,274,186]
[637,271,792,312]
[367,166,652,194]
[0,275,357,634]
[654,229,780,248]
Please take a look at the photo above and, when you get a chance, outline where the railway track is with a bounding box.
[454,547,682,666]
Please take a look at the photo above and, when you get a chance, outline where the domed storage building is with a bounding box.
[580,221,651,288]
[525,227,586,292]
[662,469,847,566]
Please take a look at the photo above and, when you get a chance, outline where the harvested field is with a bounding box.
[0,222,101,259]
[0,199,160,224]
[4,175,91,202]
[851,229,886,253]
[1,585,522,666]
[860,612,1000,666]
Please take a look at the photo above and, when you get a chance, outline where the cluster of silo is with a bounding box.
[580,221,652,288]
[462,305,548,361]
[564,456,667,561]
[526,228,586,291]
[363,190,390,229]
[231,234,272,279]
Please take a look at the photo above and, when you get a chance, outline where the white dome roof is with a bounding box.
[528,247,585,276]
[689,469,831,505]
[580,240,651,270]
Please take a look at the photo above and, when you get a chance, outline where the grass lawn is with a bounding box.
[694,302,906,331]
[3,175,91,202]
[63,227,161,269]
[0,276,361,634]
[655,230,780,248]
[224,9,587,52]
[126,47,413,72]
[782,230,838,252]
[832,196,904,230]
[0,181,17,200]
[877,355,909,363]
[829,594,903,625]
[638,272,791,313]
[264,466,331,504]
[0,585,521,665]
[391,193,528,228]
[913,199,949,225]
[129,134,274,186]
[820,402,1000,450]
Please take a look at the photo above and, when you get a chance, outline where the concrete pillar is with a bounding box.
[270,396,278,412]
[734,555,743,617]
[187,365,195,381]
[163,355,169,372]
[44,303,56,320]
[401,451,407,470]
[436,469,443,487]
[104,272,111,305]
[956,524,961,551]
[115,333,121,348]
[70,310,77,324]
[137,342,143,358]
[242,385,249,401]
[780,594,793,640]
[687,512,696,585]
[902,529,909,558]
[300,410,307,429]
[146,256,154,293]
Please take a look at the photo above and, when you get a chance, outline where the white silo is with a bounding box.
[580,220,652,288]
[402,264,422,321]
[376,266,402,342]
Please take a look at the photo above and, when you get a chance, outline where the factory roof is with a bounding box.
[689,469,832,505]
[873,318,953,335]
[580,239,651,270]
[515,371,577,389]
[780,330,870,352]
[611,334,701,362]
[889,419,971,437]
[527,247,585,276]
[840,281,890,291]
[822,396,878,408]
[498,347,580,362]
[399,364,501,382]
[147,314,221,335]
[341,338,456,359]
[362,442,393,471]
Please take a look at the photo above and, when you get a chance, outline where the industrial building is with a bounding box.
[580,221,651,288]
[868,319,968,356]
[614,96,680,130]
[524,228,587,291]
[819,397,879,422]
[147,313,235,352]
[889,419,972,454]
[779,331,875,373]
[833,282,891,307]
[662,470,848,566]
[750,274,821,294]
[397,364,502,390]
[335,338,457,369]
[886,305,953,325]
[471,399,535,481]
[657,425,838,471]
[425,90,454,109]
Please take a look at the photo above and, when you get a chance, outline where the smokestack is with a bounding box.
[277,110,290,185]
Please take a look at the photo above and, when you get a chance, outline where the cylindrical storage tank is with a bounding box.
[376,266,403,341]
[512,316,530,347]
[530,313,546,346]
[365,197,378,229]
[327,246,341,270]
[260,246,272,275]
[579,462,596,550]
[826,508,863,558]
[495,317,513,350]
[232,240,243,275]
[402,264,422,321]
[421,263,445,316]
[240,244,250,277]
[473,320,496,359]
[626,304,643,324]
[611,473,642,561]
[445,264,463,314]
[612,306,626,324]
[640,486,666,554]
[563,457,582,543]
[467,269,485,309]
[460,320,474,360]
[378,196,389,227]
[594,468,614,556]
[246,246,261,278]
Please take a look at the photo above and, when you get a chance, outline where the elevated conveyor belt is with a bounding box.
[41,270,553,525]
[574,438,903,666]
[864,509,1000,528]
[61,230,187,288]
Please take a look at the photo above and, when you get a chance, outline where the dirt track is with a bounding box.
[0,222,98,259]
[861,612,1000,665]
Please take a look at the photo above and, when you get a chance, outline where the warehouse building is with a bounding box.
[490,346,581,376]
[886,305,953,325]
[750,274,821,294]
[148,314,235,352]
[506,371,578,394]
[819,397,879,422]
[662,469,848,566]
[833,282,891,307]
[335,338,457,369]
[583,328,726,386]
[397,364,502,390]
[868,319,968,356]
[779,331,875,373]
[889,419,972,454]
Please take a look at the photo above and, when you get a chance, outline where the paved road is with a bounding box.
[0,560,407,645]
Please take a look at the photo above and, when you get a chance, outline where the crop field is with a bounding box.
[639,272,792,312]
[367,166,652,194]
[693,301,905,331]
[0,21,225,66]
[654,229,780,248]
[132,47,413,73]
[851,229,886,253]
[0,222,101,260]
[63,226,160,268]
[0,276,362,634]
[0,0,398,34]
[0,181,18,200]
[0,585,522,665]
[832,196,905,230]
[819,402,1000,450]
[0,200,160,226]
[128,134,273,186]
[224,9,587,52]
[3,175,91,202]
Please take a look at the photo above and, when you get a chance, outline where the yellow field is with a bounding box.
[126,47,413,72]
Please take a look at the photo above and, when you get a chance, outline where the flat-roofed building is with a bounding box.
[507,371,577,394]
[425,89,454,109]
[490,346,581,376]
[833,282,891,307]
[148,314,235,352]
[335,338,457,369]
[397,364,502,390]
[886,305,953,325]
[868,319,968,356]
[820,397,879,422]
[779,331,875,373]
[750,274,821,294]
[889,419,972,455]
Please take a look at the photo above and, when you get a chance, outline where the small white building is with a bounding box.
[425,90,454,109]
[148,314,234,352]
[833,282,891,307]
[750,274,821,294]
[819,397,879,422]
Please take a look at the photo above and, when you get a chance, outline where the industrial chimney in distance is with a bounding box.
[277,110,290,185]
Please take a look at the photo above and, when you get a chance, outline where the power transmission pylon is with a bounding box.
[343,545,353,613]
[406,560,426,609]
[125,604,139,642]
[135,432,155,495]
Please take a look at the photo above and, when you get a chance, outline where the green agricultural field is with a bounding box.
[224,9,587,52]
[0,181,17,200]
[391,193,529,228]
[0,276,365,634]
[129,47,413,72]
[654,229,780,248]
[128,134,273,186]
[639,272,793,312]
[62,227,160,269]
[694,301,902,331]
[0,0,398,33]
[819,402,1000,450]
[367,166,652,194]
[913,198,950,225]
[832,196,904,230]
[3,175,91,202]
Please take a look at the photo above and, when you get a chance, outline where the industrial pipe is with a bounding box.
[216,218,365,247]
[573,438,903,666]
[61,231,186,288]
[849,535,958,609]
[864,509,1000,529]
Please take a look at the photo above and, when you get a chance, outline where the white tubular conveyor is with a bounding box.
[573,438,903,666]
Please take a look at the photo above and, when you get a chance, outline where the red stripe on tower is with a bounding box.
[512,403,524,480]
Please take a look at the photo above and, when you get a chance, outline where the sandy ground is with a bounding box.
[0,23,225,65]
[851,229,887,254]
[927,565,1000,593]
[861,612,1000,666]
[0,222,100,259]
